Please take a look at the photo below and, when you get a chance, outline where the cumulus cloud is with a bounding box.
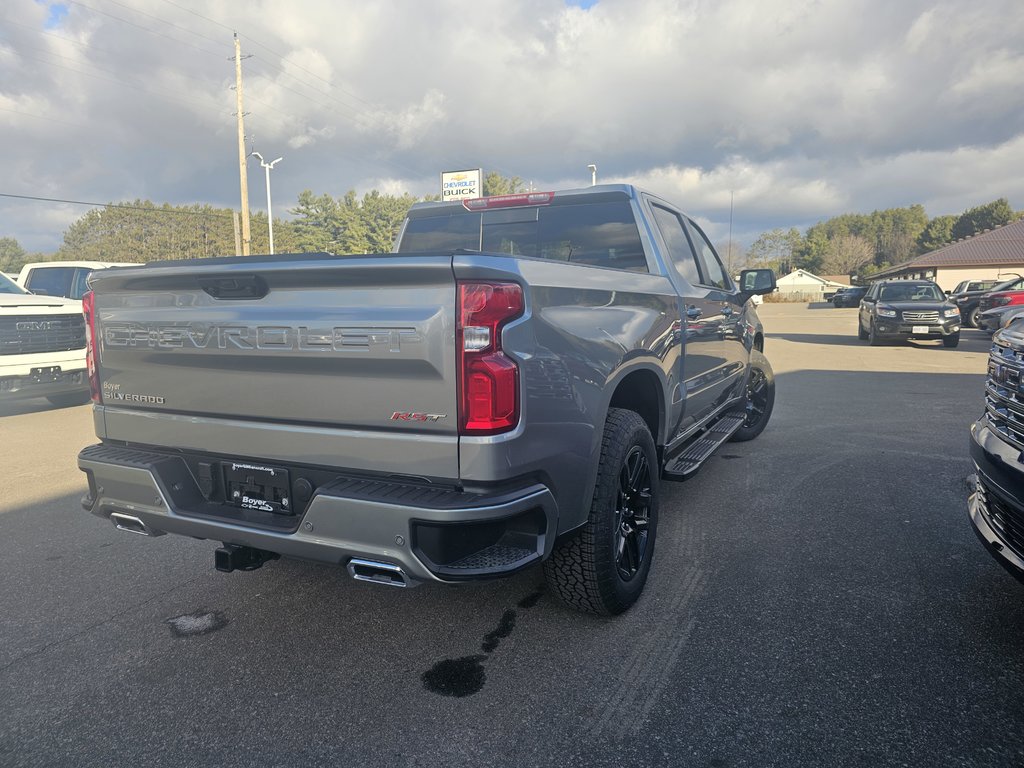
[0,0,1022,252]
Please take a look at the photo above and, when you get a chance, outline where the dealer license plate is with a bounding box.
[912,325,930,335]
[222,461,292,514]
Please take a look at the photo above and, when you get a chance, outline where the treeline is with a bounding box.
[744,198,1020,278]
[0,172,525,273]
[1,174,1016,279]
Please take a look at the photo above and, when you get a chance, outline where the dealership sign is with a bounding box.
[441,169,482,201]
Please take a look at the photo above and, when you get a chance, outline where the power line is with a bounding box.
[64,0,223,59]
[100,0,226,48]
[155,0,376,109]
[9,47,228,115]
[0,193,235,219]
[52,2,422,177]
[145,0,435,179]
[0,106,94,131]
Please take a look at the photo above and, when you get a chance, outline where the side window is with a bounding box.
[70,269,93,300]
[650,204,701,287]
[26,266,75,298]
[685,220,732,291]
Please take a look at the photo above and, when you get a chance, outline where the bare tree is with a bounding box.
[821,234,874,275]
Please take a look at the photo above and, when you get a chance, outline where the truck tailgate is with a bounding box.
[90,254,459,477]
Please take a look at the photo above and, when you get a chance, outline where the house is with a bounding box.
[774,269,851,300]
[869,218,1024,291]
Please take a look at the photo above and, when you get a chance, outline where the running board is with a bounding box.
[662,413,745,480]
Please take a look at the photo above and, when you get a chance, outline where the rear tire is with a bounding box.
[943,332,960,348]
[46,392,91,408]
[731,350,775,442]
[968,307,980,328]
[544,409,659,616]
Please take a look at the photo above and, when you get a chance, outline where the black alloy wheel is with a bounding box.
[741,367,770,431]
[544,408,660,615]
[731,350,775,443]
[614,446,652,581]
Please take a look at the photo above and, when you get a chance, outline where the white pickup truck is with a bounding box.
[0,272,90,407]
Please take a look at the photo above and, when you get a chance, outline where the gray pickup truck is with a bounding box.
[78,184,776,614]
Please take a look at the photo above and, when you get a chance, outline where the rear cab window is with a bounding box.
[399,199,649,272]
[25,266,75,297]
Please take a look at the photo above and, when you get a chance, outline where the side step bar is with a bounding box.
[662,413,745,480]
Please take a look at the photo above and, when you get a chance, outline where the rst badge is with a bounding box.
[391,412,447,422]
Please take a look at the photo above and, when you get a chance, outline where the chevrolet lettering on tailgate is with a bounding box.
[103,323,422,352]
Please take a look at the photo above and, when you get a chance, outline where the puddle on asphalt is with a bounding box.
[422,588,544,697]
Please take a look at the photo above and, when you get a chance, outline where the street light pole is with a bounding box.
[587,164,597,186]
[250,151,283,254]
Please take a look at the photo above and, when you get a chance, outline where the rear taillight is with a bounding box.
[457,282,524,435]
[83,291,101,403]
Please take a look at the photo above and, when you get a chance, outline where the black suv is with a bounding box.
[857,280,962,347]
[969,322,1024,583]
[832,286,867,307]
[951,277,1024,328]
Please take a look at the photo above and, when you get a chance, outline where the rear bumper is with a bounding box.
[78,443,558,584]
[968,420,1024,584]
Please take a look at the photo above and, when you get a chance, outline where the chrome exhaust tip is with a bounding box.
[109,512,160,537]
[347,558,408,588]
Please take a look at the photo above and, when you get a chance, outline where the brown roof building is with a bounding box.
[871,218,1024,291]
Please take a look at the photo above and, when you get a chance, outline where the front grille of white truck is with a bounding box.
[0,314,86,355]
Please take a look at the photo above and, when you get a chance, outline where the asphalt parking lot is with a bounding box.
[1,302,1022,767]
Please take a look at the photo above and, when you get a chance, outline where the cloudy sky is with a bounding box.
[1,0,1023,253]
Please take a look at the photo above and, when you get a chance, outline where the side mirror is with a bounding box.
[739,269,776,294]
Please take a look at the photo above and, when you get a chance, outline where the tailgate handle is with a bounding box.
[198,275,268,300]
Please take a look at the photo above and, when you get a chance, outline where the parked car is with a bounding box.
[857,279,961,347]
[950,279,1002,295]
[976,289,1024,329]
[831,286,867,307]
[978,304,1024,333]
[17,261,136,300]
[0,271,91,406]
[950,276,1024,328]
[969,318,1024,583]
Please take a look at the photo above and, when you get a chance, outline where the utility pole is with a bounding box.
[233,33,251,256]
